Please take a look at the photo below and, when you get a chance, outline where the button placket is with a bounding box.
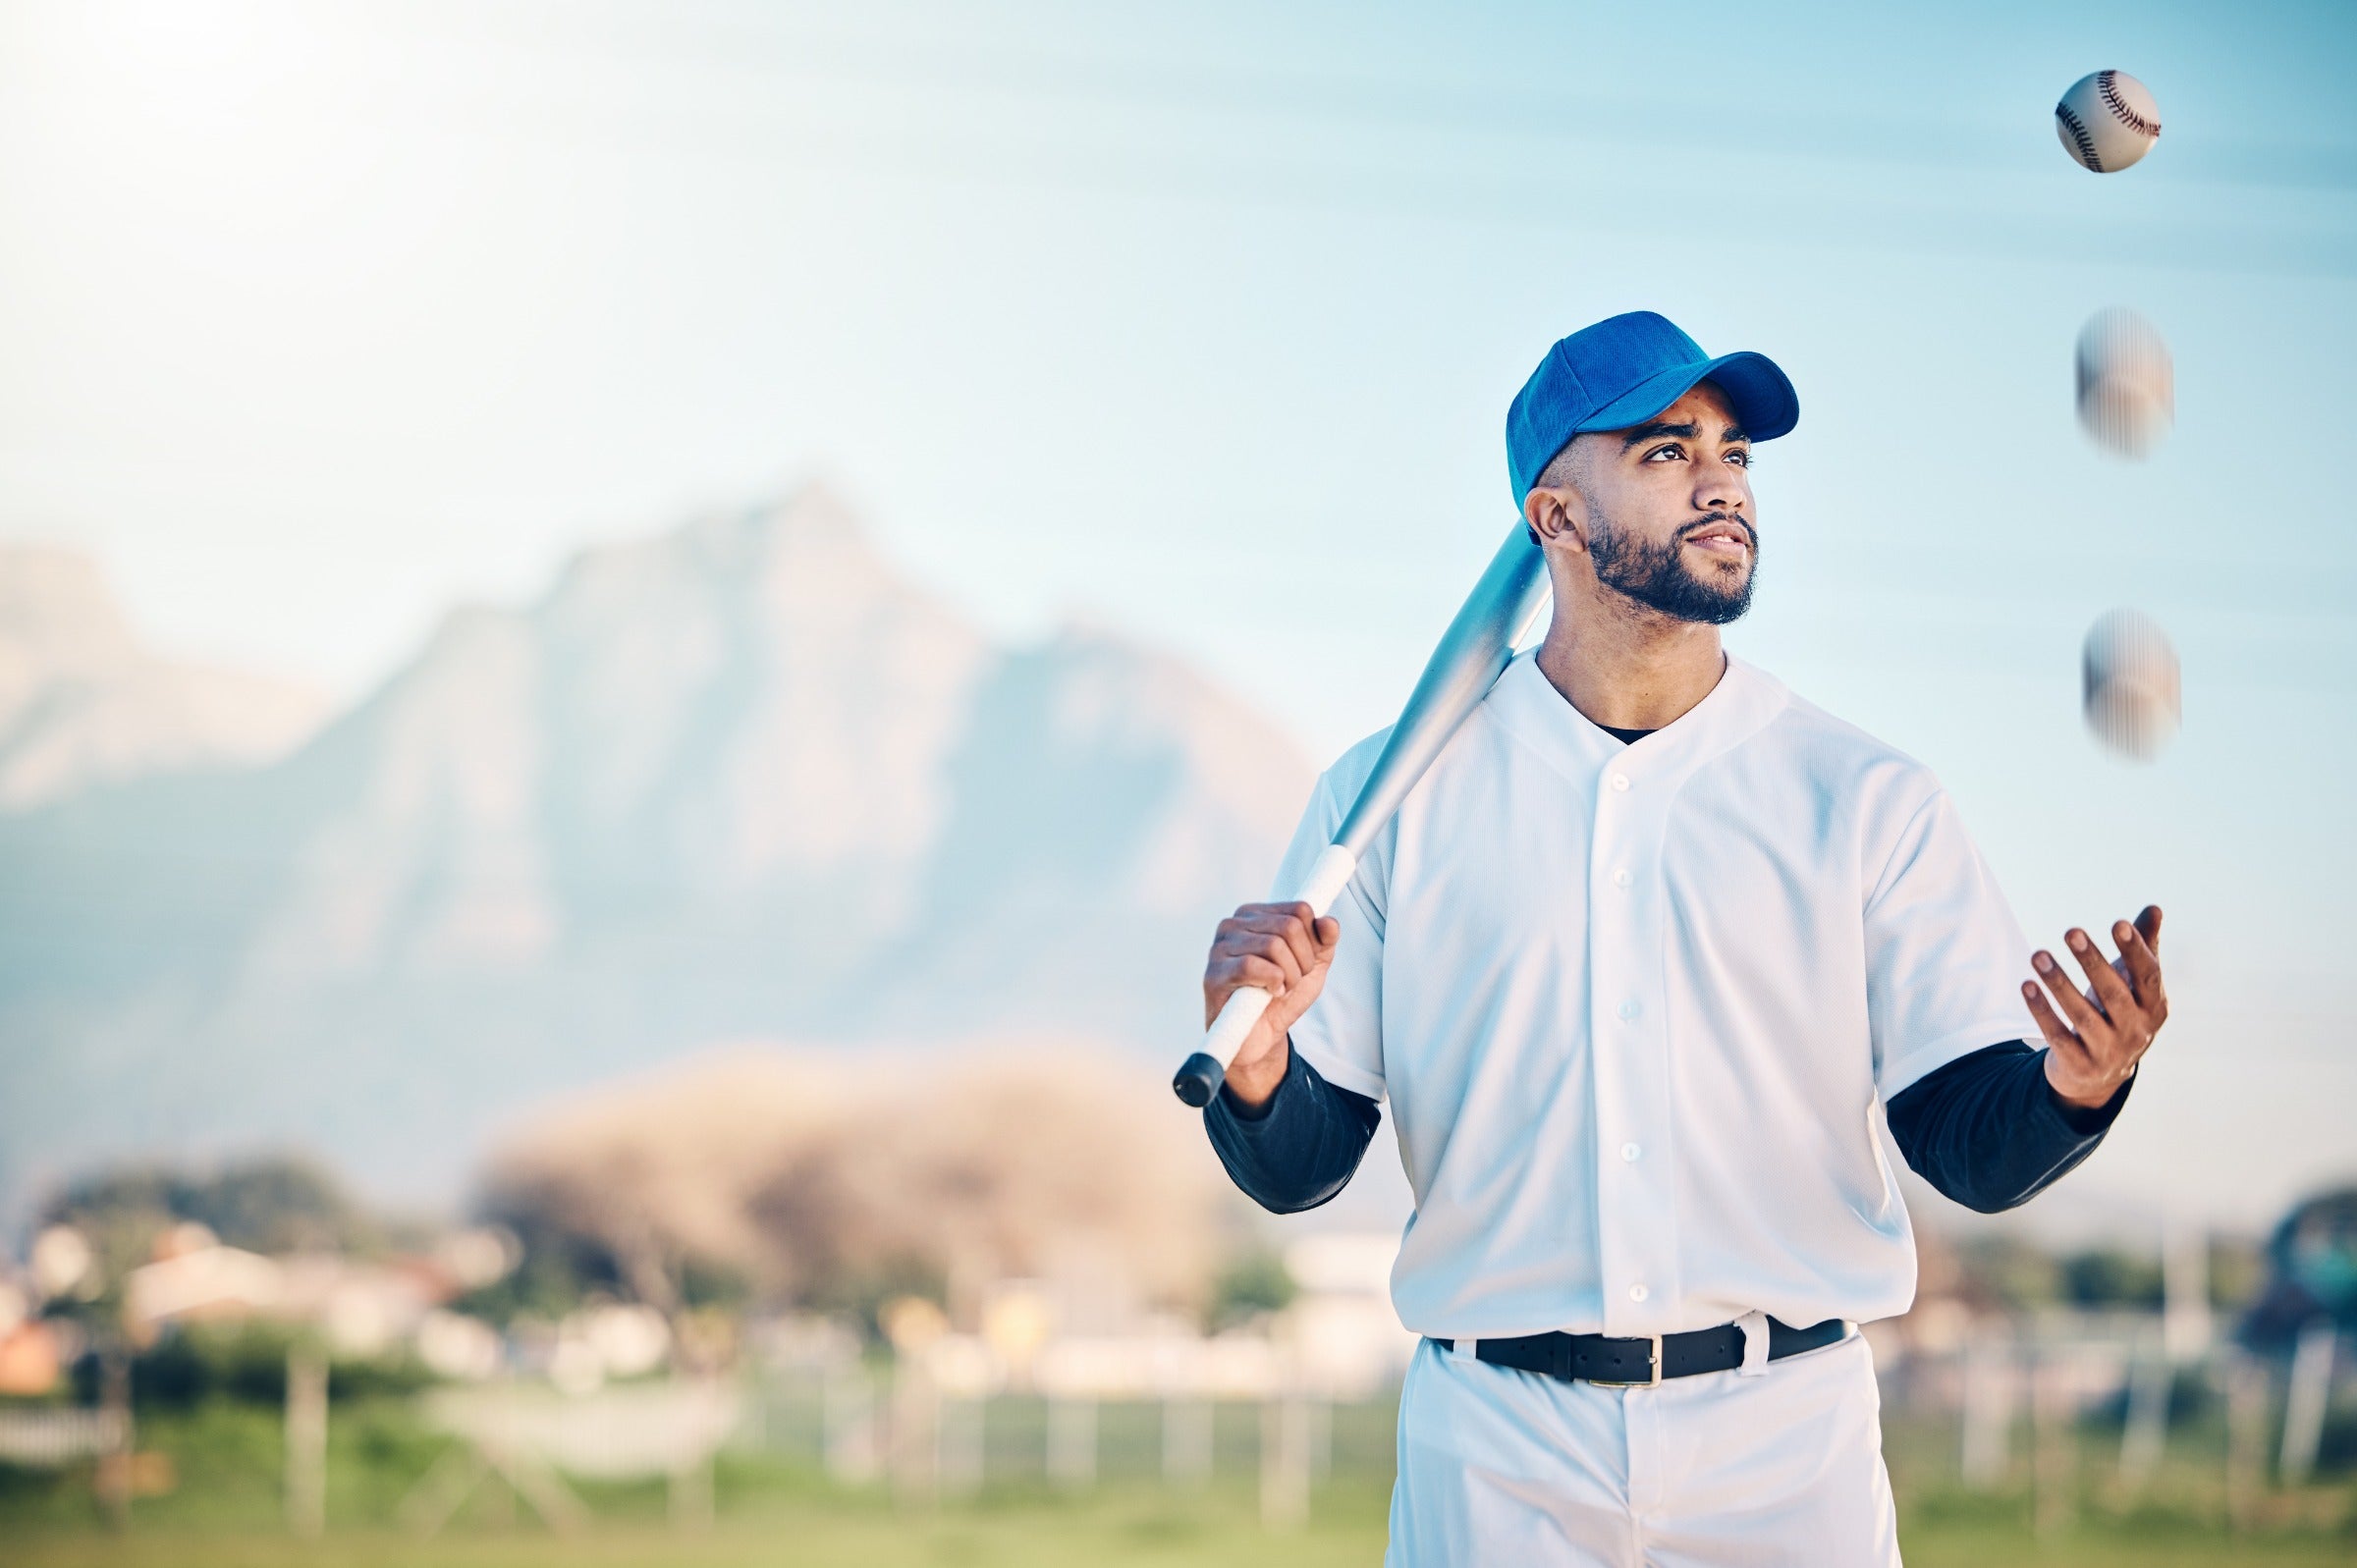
[1589,756,1678,1335]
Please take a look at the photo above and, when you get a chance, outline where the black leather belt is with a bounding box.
[1433,1317,1848,1387]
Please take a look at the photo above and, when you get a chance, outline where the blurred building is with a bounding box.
[120,1226,449,1355]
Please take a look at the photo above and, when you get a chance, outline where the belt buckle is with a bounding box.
[1588,1333,1664,1388]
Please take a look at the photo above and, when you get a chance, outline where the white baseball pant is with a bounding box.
[1386,1329,1900,1566]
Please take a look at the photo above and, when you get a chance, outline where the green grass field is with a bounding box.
[2,1399,2349,1565]
[10,1495,2357,1568]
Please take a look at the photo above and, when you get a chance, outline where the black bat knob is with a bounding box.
[1171,1053,1224,1108]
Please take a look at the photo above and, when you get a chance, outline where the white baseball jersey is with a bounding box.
[1276,650,2039,1340]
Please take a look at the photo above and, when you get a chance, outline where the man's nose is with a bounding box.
[1695,462,1751,516]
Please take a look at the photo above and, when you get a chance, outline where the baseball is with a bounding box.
[2082,609,2181,761]
[2056,71,2161,173]
[2076,308,2173,458]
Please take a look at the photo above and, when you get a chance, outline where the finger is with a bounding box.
[2112,918,2166,1012]
[1226,910,1318,978]
[1263,903,1333,975]
[1223,909,1311,960]
[1248,933,1306,992]
[2135,904,2163,955]
[1226,953,1293,997]
[2020,980,2083,1057]
[2065,928,2138,1023]
[1231,899,1316,933]
[1272,908,1324,976]
[2031,949,2110,1039]
[1209,949,1290,993]
[1312,915,1341,956]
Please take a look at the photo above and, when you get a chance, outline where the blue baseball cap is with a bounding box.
[1507,311,1799,504]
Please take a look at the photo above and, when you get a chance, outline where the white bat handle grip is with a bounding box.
[1291,842,1363,914]
[1199,983,1275,1073]
[1172,843,1359,1107]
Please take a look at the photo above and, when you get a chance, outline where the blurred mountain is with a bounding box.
[0,546,326,810]
[0,488,1311,1213]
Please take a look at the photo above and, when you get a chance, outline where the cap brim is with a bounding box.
[1575,350,1799,444]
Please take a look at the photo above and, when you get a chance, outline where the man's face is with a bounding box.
[1561,381,1759,624]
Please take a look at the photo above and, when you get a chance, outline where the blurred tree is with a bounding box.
[67,1324,429,1410]
[2209,1233,2266,1308]
[38,1156,411,1274]
[1949,1236,2061,1314]
[2239,1186,2357,1349]
[449,1217,620,1326]
[2057,1248,2165,1309]
[836,1259,950,1346]
[1207,1250,1295,1331]
[678,1256,752,1312]
[477,1049,1224,1327]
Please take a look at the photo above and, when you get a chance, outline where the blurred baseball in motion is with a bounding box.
[2082,610,2181,761]
[2056,70,2161,172]
[2076,309,2174,458]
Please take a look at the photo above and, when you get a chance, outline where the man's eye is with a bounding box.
[1727,450,1752,468]
[1646,444,1684,462]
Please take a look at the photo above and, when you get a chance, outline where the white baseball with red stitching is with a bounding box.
[2056,70,2161,173]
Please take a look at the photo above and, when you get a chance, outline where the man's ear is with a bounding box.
[1523,482,1588,554]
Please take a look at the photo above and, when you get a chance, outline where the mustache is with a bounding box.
[1676,513,1757,550]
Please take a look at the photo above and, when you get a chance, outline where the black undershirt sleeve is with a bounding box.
[1884,1041,2134,1215]
[1202,1042,1383,1215]
[1203,1039,2131,1218]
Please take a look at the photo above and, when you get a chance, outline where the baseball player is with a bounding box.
[1198,310,2168,1566]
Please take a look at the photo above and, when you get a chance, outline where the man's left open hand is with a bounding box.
[2024,904,2167,1112]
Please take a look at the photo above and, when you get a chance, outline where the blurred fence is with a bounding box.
[740,1361,1374,1528]
[3,1310,2347,1541]
[402,1379,745,1536]
[1867,1312,2350,1533]
[0,1407,127,1467]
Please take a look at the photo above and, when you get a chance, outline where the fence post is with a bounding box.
[940,1394,984,1499]
[824,1365,878,1484]
[285,1344,328,1538]
[2278,1322,2337,1487]
[2222,1350,2271,1531]
[1047,1394,1097,1489]
[1260,1391,1309,1530]
[97,1345,133,1531]
[890,1355,940,1508]
[2116,1325,2169,1492]
[668,1451,714,1532]
[2162,1223,2212,1362]
[1163,1394,1212,1487]
[2031,1344,2076,1539]
[1960,1322,2013,1489]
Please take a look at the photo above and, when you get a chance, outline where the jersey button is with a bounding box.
[1612,867,1632,889]
[1620,1142,1642,1162]
[1617,1000,1641,1021]
[1610,773,1631,792]
[1627,1284,1650,1303]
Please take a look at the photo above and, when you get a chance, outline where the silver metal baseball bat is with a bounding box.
[1172,519,1551,1108]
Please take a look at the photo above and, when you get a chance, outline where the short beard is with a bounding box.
[1587,512,1759,625]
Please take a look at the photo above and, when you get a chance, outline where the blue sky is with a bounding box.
[0,0,2352,1224]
